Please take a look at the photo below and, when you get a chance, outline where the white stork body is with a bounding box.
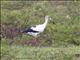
[22,16,49,37]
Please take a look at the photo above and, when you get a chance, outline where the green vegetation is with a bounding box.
[1,44,80,60]
[1,1,80,60]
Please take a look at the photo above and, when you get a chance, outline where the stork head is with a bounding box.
[45,15,49,20]
[45,15,52,21]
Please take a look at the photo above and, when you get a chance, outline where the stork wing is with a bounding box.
[32,25,36,27]
[31,24,44,32]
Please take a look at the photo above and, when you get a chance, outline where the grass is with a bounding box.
[1,43,80,60]
[1,39,80,60]
[1,1,80,60]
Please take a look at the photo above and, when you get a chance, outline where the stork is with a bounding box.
[22,15,50,45]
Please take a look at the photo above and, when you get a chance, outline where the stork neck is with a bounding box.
[43,18,49,27]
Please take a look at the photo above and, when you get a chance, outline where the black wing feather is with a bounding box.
[22,28,39,33]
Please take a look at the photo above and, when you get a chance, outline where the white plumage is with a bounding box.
[23,15,49,37]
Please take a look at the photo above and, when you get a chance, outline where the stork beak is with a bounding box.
[49,17,52,21]
[49,17,52,23]
[49,17,55,24]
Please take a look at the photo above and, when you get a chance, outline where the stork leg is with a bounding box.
[30,37,38,46]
